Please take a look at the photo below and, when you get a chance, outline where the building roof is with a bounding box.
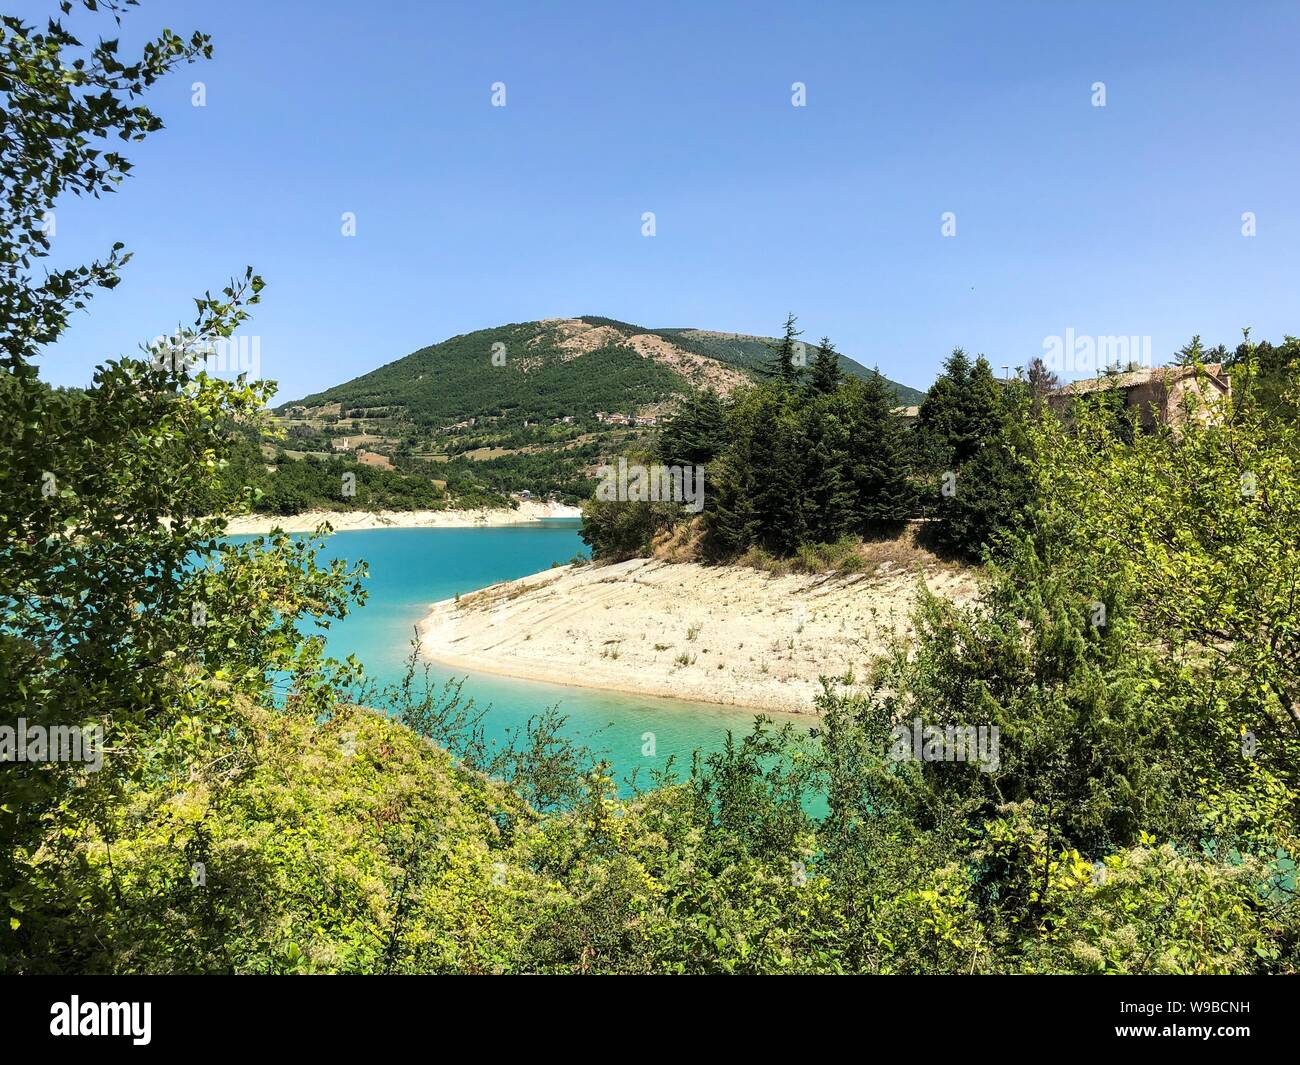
[1051,363,1228,397]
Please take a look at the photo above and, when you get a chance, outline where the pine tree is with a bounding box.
[811,336,842,395]
[915,348,972,471]
[954,356,1004,465]
[936,383,1034,561]
[769,313,804,384]
[1026,356,1059,398]
[801,394,855,541]
[658,389,724,468]
[703,386,772,556]
[844,371,914,529]
[751,398,807,553]
[1175,335,1206,367]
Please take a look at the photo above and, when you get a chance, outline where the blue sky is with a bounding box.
[22,0,1300,398]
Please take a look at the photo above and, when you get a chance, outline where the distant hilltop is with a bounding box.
[279,316,924,427]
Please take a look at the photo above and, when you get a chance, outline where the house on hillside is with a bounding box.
[1047,364,1231,430]
[892,405,920,426]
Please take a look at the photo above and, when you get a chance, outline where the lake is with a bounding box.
[229,521,784,789]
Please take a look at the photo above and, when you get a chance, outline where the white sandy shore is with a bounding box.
[418,557,976,714]
[222,500,582,535]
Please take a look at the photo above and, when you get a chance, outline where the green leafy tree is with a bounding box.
[0,1,368,972]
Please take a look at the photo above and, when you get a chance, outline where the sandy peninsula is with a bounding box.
[418,556,976,714]
[222,500,582,535]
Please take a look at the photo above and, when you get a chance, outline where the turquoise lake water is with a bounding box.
[229,521,783,789]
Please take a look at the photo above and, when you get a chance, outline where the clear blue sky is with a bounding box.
[22,0,1300,398]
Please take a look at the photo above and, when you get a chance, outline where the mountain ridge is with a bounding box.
[280,316,925,423]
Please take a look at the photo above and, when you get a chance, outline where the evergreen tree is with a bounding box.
[703,388,771,555]
[843,371,914,529]
[1174,335,1206,366]
[751,396,807,553]
[801,393,855,541]
[931,364,1034,560]
[704,385,809,556]
[658,388,724,468]
[811,336,842,395]
[769,312,804,385]
[954,356,1004,465]
[914,347,972,471]
[1026,356,1059,399]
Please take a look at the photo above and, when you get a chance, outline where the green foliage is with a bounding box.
[3,3,1295,977]
[811,336,843,395]
[262,453,445,513]
[0,0,368,969]
[0,1,212,369]
[290,322,683,429]
[277,315,922,507]
[703,373,914,559]
[646,321,925,404]
[1226,334,1300,420]
[582,335,1027,565]
[768,312,804,384]
[918,351,1035,559]
[579,497,680,561]
[657,388,725,467]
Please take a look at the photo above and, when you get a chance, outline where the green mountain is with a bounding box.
[265,318,924,507]
[279,316,924,426]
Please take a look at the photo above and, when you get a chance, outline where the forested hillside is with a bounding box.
[283,316,922,427]
[259,316,922,508]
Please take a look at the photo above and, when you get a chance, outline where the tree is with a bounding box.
[800,392,855,542]
[913,348,972,471]
[811,336,842,395]
[0,2,212,369]
[704,385,804,556]
[954,356,1004,465]
[922,356,1032,559]
[1225,333,1300,420]
[0,1,366,972]
[657,388,724,468]
[1174,335,1206,366]
[841,371,913,529]
[768,312,804,385]
[1026,356,1059,400]
[1038,344,1300,752]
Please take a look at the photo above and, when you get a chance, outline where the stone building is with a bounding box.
[1047,364,1231,430]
